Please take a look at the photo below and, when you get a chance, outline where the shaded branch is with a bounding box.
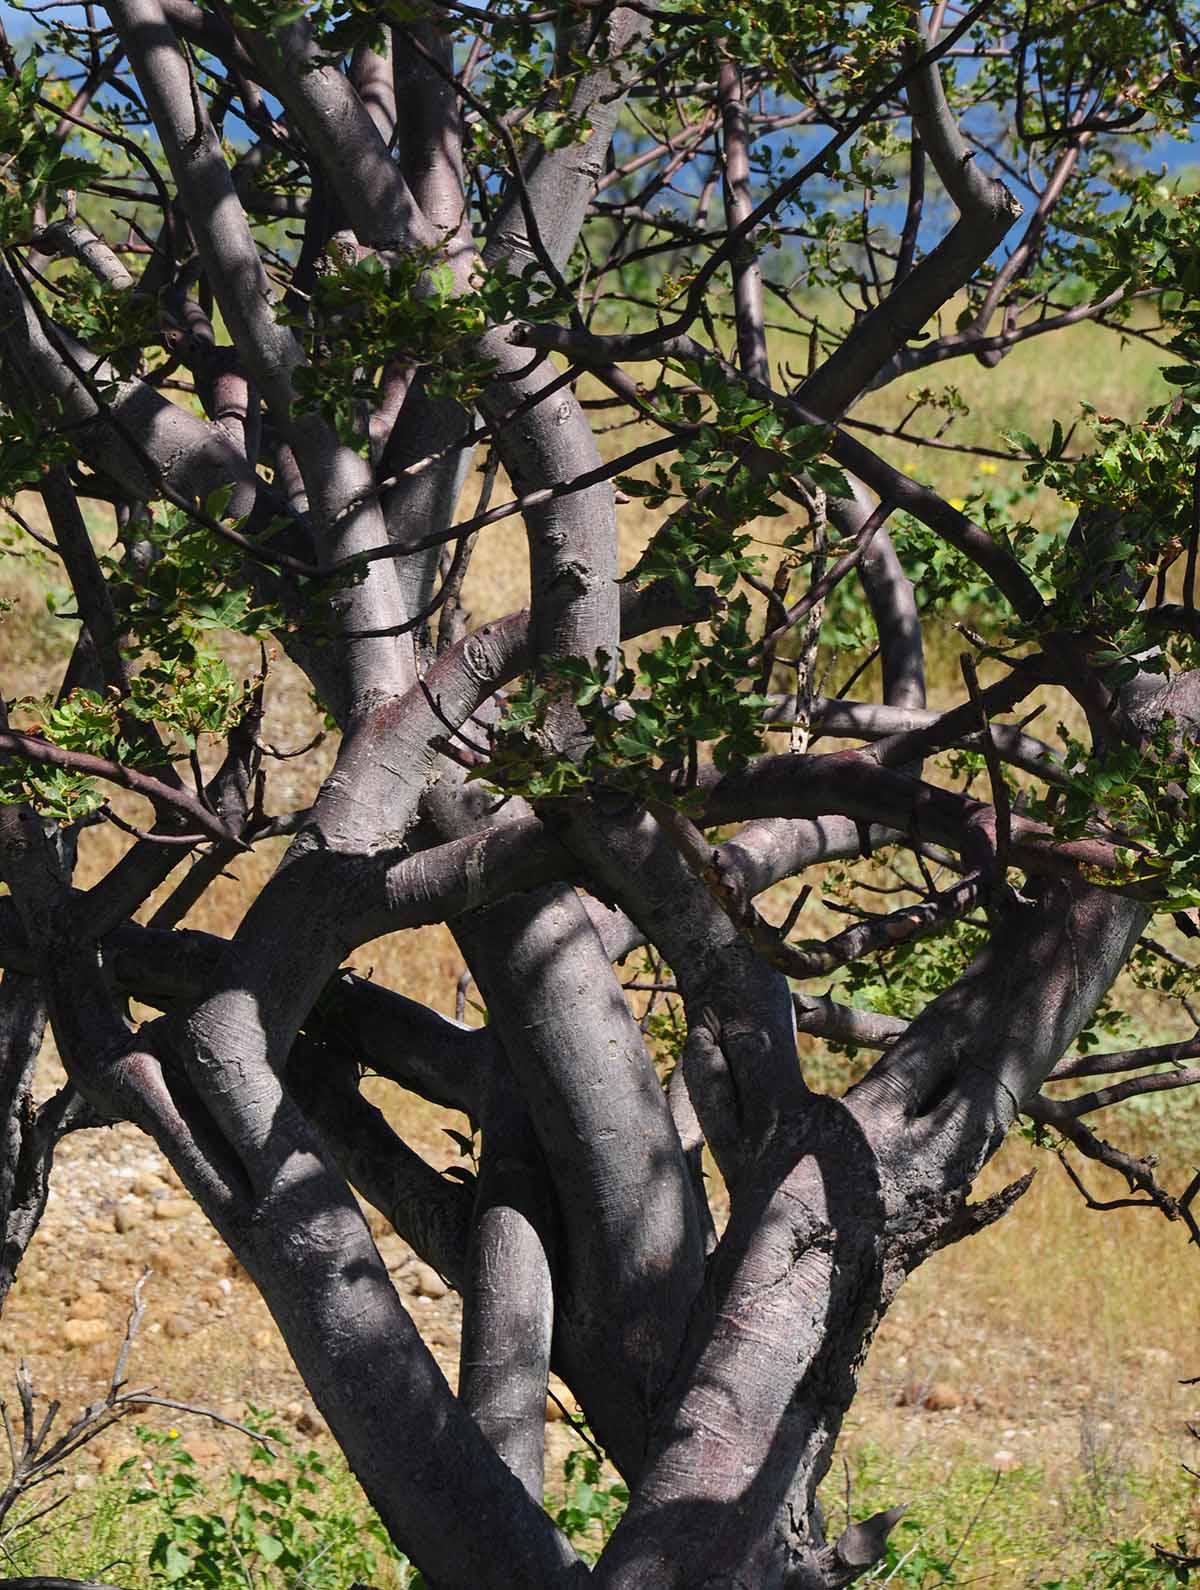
[1049,1032,1200,1082]
[287,1037,474,1286]
[1027,1099,1200,1244]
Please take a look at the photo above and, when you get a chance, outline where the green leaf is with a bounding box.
[255,1530,286,1562]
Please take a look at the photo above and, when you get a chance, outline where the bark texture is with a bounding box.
[0,5,1188,1586]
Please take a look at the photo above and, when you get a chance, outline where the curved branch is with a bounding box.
[108,0,409,699]
[514,323,1047,623]
[563,803,803,1187]
[851,878,1148,1184]
[449,836,704,1478]
[107,0,302,419]
[287,1036,474,1286]
[699,751,1129,883]
[0,261,269,521]
[239,18,437,253]
[768,695,1066,784]
[0,731,240,846]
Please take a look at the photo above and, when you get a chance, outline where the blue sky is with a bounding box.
[5,0,1196,237]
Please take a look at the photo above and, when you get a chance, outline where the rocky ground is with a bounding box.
[0,1068,585,1488]
[2,1055,1199,1564]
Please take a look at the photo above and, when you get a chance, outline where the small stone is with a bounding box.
[922,1383,963,1412]
[413,1262,448,1300]
[113,1204,142,1234]
[69,1292,108,1321]
[153,1199,193,1222]
[164,1314,195,1340]
[992,1449,1019,1473]
[545,1390,579,1422]
[98,1270,135,1294]
[62,1318,107,1348]
[149,1247,183,1274]
[182,1436,222,1464]
[285,1401,320,1436]
[377,1236,409,1273]
[132,1172,167,1197]
[250,1328,275,1351]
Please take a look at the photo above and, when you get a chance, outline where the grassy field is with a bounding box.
[3,305,1200,1586]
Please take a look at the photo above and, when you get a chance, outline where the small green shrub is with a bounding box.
[832,1442,1197,1589]
[548,1443,629,1562]
[123,1411,411,1589]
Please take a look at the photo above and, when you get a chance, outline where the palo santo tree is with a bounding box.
[0,1,1199,1584]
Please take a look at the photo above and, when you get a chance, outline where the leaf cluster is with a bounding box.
[486,602,768,803]
[287,252,568,450]
[0,56,98,242]
[1035,721,1200,911]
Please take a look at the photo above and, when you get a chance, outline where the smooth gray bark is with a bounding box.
[0,7,1184,1585]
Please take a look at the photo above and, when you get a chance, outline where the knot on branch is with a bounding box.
[813,1504,908,1586]
[883,1172,1036,1277]
[935,1170,1036,1251]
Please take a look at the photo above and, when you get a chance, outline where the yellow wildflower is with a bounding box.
[980,461,998,475]
[948,496,966,511]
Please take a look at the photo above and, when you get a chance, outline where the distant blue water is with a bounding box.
[4,0,1195,265]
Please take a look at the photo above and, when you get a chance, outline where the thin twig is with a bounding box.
[960,652,1010,882]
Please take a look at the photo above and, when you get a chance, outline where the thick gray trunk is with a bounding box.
[458,1057,555,1498]
[455,882,704,1477]
[592,878,1146,1588]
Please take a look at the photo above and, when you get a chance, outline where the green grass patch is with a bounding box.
[823,1441,1199,1588]
[5,1413,1199,1588]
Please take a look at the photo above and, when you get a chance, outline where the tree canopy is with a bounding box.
[1,0,1200,1583]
